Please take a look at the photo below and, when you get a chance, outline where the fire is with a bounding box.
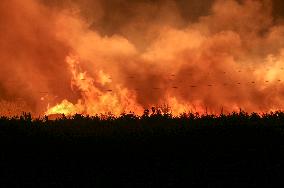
[46,99,80,116]
[46,55,144,116]
[2,0,284,117]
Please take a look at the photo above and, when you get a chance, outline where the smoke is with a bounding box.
[1,0,284,116]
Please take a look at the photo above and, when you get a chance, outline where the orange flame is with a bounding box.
[46,55,144,116]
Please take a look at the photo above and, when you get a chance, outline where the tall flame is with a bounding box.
[46,55,144,116]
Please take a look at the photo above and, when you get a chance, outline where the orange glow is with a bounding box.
[46,55,144,116]
[1,0,284,117]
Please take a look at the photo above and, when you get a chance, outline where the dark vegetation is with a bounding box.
[1,110,284,187]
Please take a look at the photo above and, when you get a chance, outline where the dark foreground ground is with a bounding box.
[1,111,284,187]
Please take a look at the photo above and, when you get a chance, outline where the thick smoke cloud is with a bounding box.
[41,0,217,50]
[1,0,284,116]
[0,0,79,115]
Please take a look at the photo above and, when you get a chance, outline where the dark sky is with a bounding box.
[44,0,284,19]
[42,0,284,38]
[272,0,284,18]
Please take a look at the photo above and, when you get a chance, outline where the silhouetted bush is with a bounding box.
[1,110,284,187]
[0,110,284,142]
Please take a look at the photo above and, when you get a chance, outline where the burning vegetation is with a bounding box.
[1,0,284,117]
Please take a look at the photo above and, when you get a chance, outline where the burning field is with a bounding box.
[2,0,284,117]
[3,1,284,186]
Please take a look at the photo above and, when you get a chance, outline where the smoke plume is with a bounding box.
[1,0,284,116]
